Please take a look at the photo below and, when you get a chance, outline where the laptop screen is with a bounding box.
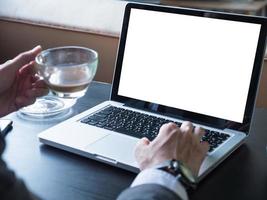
[112,4,267,131]
[117,8,261,123]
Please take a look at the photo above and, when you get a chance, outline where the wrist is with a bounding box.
[154,159,198,190]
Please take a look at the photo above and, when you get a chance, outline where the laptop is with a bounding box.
[38,3,267,181]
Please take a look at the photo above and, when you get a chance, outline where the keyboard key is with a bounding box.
[80,106,230,152]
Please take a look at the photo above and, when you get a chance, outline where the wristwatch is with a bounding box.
[156,159,197,189]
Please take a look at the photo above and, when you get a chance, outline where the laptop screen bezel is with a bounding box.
[111,3,267,134]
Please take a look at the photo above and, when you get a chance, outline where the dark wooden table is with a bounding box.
[2,81,267,200]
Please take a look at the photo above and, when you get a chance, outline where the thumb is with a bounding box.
[134,137,150,156]
[11,45,42,70]
[135,137,150,149]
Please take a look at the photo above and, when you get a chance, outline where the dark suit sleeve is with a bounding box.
[117,184,183,200]
[0,135,40,200]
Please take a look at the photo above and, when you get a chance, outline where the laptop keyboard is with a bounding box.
[80,106,230,152]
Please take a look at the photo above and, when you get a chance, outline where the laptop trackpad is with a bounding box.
[84,134,139,166]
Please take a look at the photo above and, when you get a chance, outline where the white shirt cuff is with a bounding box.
[131,168,188,200]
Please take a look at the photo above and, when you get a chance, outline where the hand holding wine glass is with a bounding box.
[0,46,48,117]
[19,46,98,119]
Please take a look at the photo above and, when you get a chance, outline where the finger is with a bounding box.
[176,130,184,161]
[153,122,178,143]
[176,122,194,160]
[194,126,205,141]
[19,61,35,76]
[181,129,194,154]
[32,79,48,89]
[31,74,43,83]
[200,141,210,155]
[25,88,49,98]
[15,96,36,109]
[135,137,150,149]
[12,45,42,71]
[176,132,194,163]
[134,137,150,166]
[176,127,183,147]
[180,121,194,134]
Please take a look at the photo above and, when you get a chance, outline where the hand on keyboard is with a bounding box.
[134,121,209,176]
[81,106,229,153]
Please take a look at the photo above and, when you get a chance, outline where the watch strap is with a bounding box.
[155,159,197,190]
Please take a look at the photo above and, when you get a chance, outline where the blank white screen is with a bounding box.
[118,9,261,123]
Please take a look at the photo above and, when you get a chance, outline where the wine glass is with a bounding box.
[18,46,98,119]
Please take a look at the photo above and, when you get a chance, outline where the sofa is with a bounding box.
[0,0,266,108]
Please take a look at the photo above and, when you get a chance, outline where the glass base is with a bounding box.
[52,88,87,99]
[18,96,76,119]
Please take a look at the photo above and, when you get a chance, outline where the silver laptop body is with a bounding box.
[38,3,267,181]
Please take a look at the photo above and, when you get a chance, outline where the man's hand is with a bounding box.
[135,122,209,176]
[0,46,48,117]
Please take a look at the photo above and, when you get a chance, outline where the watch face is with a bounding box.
[179,162,197,184]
